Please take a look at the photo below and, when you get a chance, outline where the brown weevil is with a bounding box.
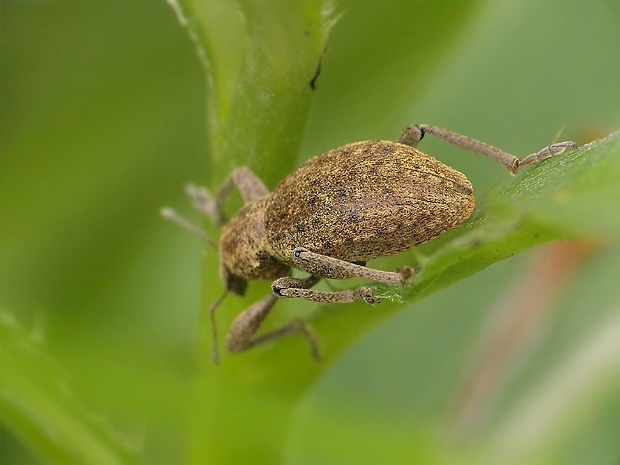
[162,124,576,362]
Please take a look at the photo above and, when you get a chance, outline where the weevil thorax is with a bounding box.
[219,197,289,287]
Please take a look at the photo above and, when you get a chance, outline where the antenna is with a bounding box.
[208,289,230,364]
[160,207,217,250]
[162,183,230,364]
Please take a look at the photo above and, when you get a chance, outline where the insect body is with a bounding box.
[163,124,576,362]
[265,140,475,265]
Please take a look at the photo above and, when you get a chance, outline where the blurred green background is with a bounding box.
[2,1,620,464]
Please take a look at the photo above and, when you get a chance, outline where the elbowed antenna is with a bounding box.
[208,288,230,365]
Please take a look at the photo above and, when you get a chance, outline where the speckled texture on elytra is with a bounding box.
[265,140,476,266]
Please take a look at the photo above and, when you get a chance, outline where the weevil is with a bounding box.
[162,124,576,362]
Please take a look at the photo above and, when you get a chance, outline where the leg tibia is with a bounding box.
[291,248,410,286]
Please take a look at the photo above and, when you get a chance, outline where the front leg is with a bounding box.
[226,276,323,359]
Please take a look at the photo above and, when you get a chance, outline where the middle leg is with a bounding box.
[290,247,412,286]
[270,248,413,305]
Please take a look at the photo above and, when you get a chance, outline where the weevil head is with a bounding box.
[219,198,289,293]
